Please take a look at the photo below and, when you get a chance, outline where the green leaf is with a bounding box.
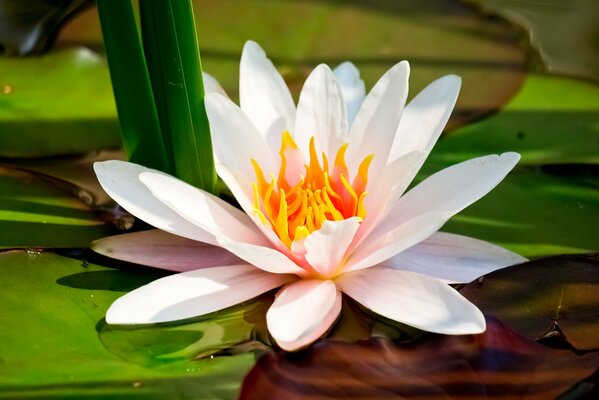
[461,253,599,351]
[140,0,217,193]
[0,250,259,398]
[96,0,170,173]
[433,75,599,166]
[0,166,114,248]
[0,47,121,158]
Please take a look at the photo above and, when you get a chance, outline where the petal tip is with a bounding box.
[243,39,264,55]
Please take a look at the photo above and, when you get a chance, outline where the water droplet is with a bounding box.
[2,85,13,95]
[25,248,43,255]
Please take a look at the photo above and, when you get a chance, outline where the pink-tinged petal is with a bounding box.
[381,231,527,284]
[139,171,270,247]
[345,212,450,272]
[346,61,409,177]
[388,75,461,164]
[206,92,277,179]
[333,61,365,126]
[350,153,521,271]
[217,239,309,276]
[336,267,486,334]
[93,161,217,245]
[106,265,295,324]
[216,163,299,261]
[304,217,361,277]
[91,229,241,272]
[267,280,342,351]
[240,41,296,152]
[202,72,227,97]
[294,64,348,160]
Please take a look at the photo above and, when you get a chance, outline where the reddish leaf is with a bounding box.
[240,317,598,399]
[461,254,599,351]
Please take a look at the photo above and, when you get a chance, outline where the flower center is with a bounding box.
[251,131,373,248]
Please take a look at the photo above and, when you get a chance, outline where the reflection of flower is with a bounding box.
[94,41,525,351]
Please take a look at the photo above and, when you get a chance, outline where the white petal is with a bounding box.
[388,74,461,164]
[333,61,365,126]
[346,61,409,177]
[336,267,486,334]
[93,161,217,245]
[139,171,269,246]
[91,229,241,272]
[239,41,296,152]
[206,92,277,179]
[202,72,227,97]
[294,64,348,160]
[353,153,521,270]
[217,238,309,276]
[381,231,527,284]
[378,153,521,234]
[345,212,449,272]
[267,280,342,351]
[304,217,361,277]
[106,265,295,324]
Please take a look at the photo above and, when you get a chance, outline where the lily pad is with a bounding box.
[5,149,125,206]
[431,74,599,166]
[436,167,599,258]
[0,47,120,158]
[461,253,599,351]
[0,0,91,55]
[0,165,114,248]
[0,250,258,398]
[464,0,599,82]
[240,317,599,399]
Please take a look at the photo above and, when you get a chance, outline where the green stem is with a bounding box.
[140,0,217,194]
[96,0,170,173]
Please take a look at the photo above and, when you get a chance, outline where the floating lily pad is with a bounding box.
[6,149,125,206]
[420,74,599,258]
[0,250,258,398]
[436,167,599,258]
[0,47,120,158]
[57,0,526,128]
[464,0,599,82]
[0,165,114,248]
[240,317,599,399]
[432,74,599,166]
[461,253,599,351]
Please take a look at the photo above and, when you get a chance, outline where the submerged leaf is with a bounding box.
[240,316,599,399]
[461,253,599,351]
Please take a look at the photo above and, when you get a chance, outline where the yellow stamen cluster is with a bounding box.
[252,131,373,248]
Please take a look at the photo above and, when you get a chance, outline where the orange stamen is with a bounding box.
[251,131,373,248]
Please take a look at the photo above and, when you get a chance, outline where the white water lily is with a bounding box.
[93,41,526,351]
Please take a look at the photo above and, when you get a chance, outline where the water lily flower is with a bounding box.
[93,41,526,351]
